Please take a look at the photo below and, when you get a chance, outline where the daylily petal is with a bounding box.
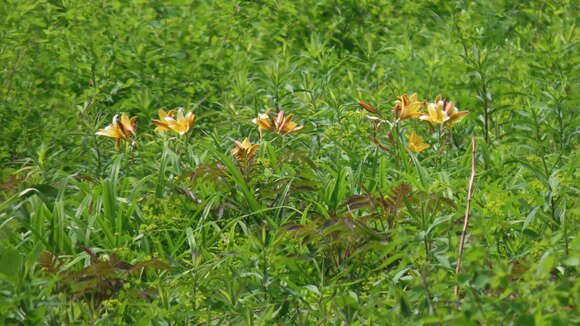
[158,108,176,120]
[119,112,137,136]
[449,111,469,124]
[442,102,470,126]
[96,125,122,138]
[152,119,171,132]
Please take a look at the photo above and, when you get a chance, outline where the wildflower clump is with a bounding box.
[358,93,470,155]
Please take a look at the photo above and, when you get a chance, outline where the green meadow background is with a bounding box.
[0,0,578,324]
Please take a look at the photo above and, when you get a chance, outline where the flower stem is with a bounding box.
[454,137,477,297]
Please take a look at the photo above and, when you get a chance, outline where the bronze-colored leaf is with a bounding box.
[347,200,372,210]
[130,258,170,273]
[110,254,134,272]
[76,244,99,263]
[38,251,59,274]
[345,195,369,205]
[281,223,304,232]
[70,278,99,296]
[74,261,118,279]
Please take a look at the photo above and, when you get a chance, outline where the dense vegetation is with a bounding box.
[0,0,578,324]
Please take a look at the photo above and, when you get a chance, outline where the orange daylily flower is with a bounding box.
[170,109,197,135]
[96,113,137,149]
[394,93,425,120]
[252,109,273,132]
[231,138,260,162]
[273,111,304,135]
[152,108,196,135]
[406,131,429,153]
[252,110,304,136]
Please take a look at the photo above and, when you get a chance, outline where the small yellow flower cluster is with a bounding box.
[483,200,505,217]
[101,298,122,310]
[359,93,469,153]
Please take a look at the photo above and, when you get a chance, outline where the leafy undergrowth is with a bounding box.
[0,0,578,324]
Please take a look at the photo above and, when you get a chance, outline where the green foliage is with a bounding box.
[0,0,578,324]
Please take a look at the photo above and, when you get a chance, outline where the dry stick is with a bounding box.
[454,137,477,297]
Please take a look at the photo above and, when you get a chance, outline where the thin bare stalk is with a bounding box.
[454,137,477,297]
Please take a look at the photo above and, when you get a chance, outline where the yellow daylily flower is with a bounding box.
[394,93,425,120]
[96,113,137,149]
[406,131,429,153]
[420,96,450,124]
[96,115,125,139]
[152,108,196,135]
[170,109,197,135]
[231,138,260,162]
